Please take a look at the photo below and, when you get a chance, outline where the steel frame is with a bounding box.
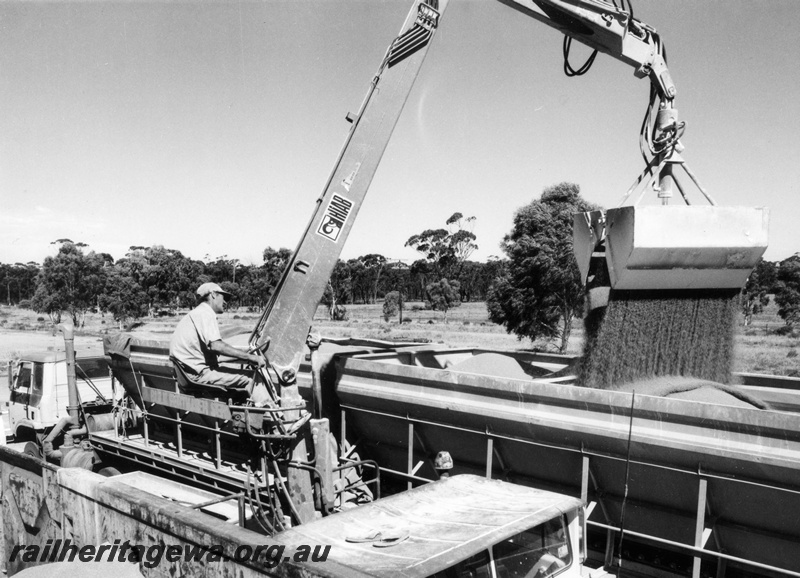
[341,404,800,577]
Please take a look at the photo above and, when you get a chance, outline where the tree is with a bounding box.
[29,285,63,323]
[358,254,387,304]
[240,268,269,309]
[477,257,508,301]
[450,259,507,302]
[125,245,200,314]
[219,281,241,310]
[32,243,106,326]
[263,247,291,272]
[239,247,291,310]
[426,278,461,323]
[321,260,352,319]
[775,254,800,330]
[446,212,478,263]
[383,290,403,322]
[406,228,449,268]
[262,247,291,285]
[409,259,433,301]
[487,182,599,352]
[406,212,477,280]
[3,262,40,304]
[99,266,149,329]
[1,263,39,305]
[741,258,777,325]
[380,261,410,319]
[146,246,200,312]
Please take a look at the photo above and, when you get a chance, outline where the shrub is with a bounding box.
[18,299,32,309]
[383,291,401,322]
[331,304,349,321]
[773,325,798,337]
[426,279,461,323]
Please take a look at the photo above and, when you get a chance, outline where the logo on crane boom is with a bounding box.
[317,193,353,242]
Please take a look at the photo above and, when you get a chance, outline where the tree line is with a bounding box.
[0,224,503,329]
[2,244,296,328]
[3,185,800,350]
[741,257,800,332]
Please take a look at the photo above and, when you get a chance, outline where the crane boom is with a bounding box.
[498,0,675,100]
[249,0,447,377]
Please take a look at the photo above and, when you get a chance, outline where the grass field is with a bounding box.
[1,299,798,377]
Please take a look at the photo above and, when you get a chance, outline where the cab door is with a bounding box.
[9,361,44,425]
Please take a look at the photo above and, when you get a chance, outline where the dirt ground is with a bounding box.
[0,302,535,375]
[1,300,797,379]
[0,307,167,379]
[0,330,106,361]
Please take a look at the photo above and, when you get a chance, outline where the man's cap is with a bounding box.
[196,282,231,298]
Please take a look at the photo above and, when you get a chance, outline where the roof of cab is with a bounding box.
[18,352,107,364]
[274,474,583,578]
[19,351,66,363]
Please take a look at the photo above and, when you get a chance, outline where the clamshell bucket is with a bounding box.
[603,205,769,290]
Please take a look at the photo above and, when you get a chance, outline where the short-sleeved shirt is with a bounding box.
[169,302,221,374]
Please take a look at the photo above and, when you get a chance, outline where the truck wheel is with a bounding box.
[23,441,42,460]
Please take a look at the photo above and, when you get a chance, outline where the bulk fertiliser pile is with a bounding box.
[578,288,738,389]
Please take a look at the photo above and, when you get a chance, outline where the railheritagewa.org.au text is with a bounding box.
[9,539,331,569]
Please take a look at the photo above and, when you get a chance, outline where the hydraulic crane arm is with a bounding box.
[498,0,675,101]
[249,0,447,376]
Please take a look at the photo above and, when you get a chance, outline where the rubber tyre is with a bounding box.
[23,441,42,460]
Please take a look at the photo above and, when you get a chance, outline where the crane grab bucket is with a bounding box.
[574,205,769,291]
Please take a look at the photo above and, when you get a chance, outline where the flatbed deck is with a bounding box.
[90,429,269,494]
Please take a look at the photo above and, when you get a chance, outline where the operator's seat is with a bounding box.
[170,358,248,403]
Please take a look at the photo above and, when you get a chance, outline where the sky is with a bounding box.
[2,0,798,268]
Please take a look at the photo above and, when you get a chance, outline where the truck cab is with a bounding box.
[271,474,606,578]
[6,352,115,442]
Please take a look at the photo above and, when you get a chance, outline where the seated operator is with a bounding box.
[170,282,266,398]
